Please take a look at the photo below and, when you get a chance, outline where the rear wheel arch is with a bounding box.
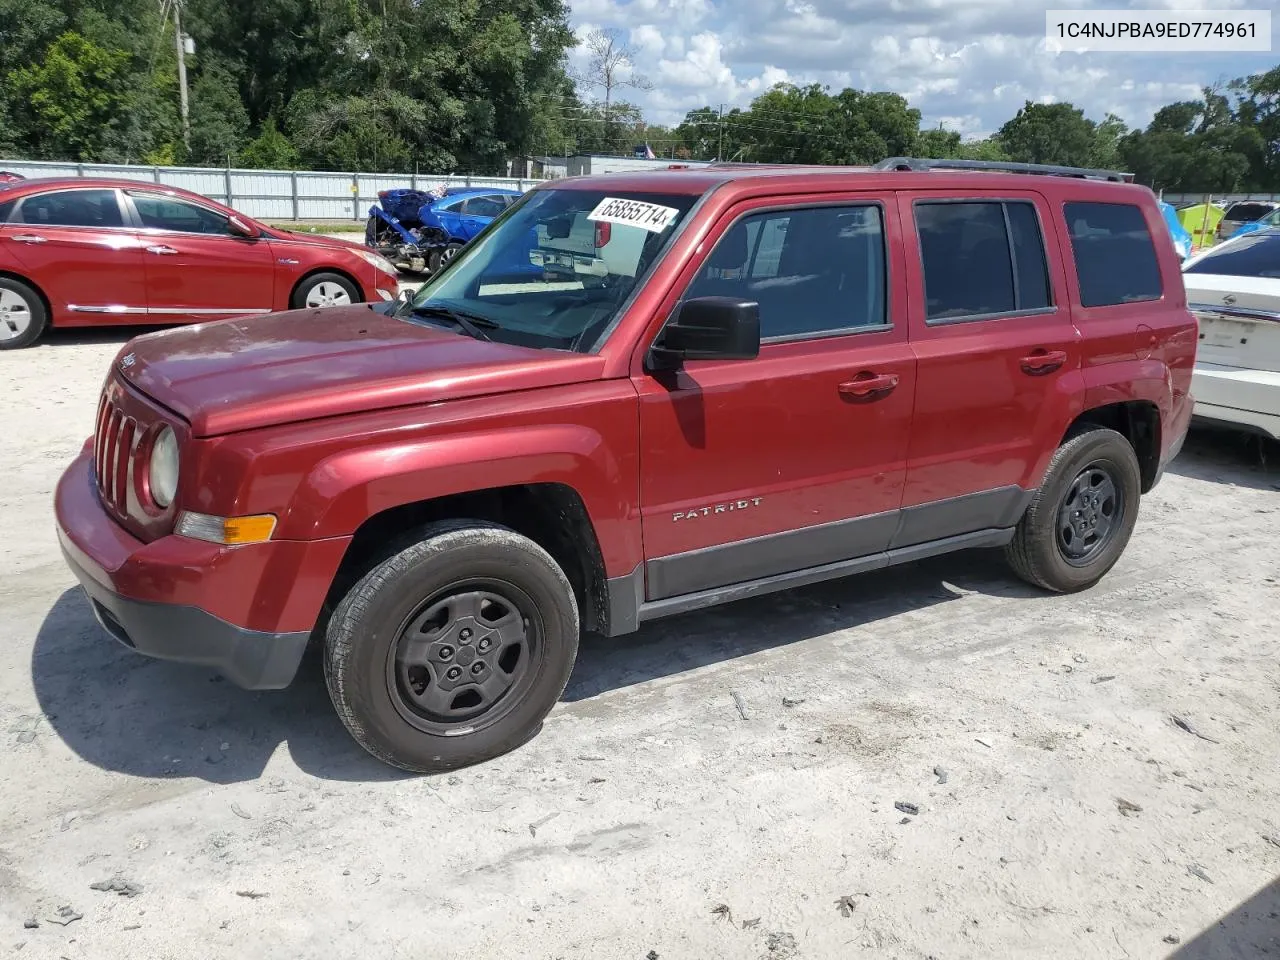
[1060,400,1162,492]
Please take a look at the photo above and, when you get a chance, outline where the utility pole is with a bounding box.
[717,104,725,161]
[173,0,190,148]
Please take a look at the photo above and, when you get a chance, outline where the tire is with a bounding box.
[1005,426,1142,593]
[291,272,361,310]
[439,242,463,268]
[0,276,48,350]
[324,520,580,773]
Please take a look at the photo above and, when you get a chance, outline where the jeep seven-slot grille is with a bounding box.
[94,394,137,515]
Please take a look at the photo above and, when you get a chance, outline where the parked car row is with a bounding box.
[0,177,400,349]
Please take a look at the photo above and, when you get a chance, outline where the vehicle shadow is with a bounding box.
[32,548,1031,784]
[1169,425,1280,492]
[565,548,1038,701]
[1168,876,1280,959]
[38,325,169,349]
[31,587,411,785]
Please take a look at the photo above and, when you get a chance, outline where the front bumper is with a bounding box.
[63,545,311,689]
[55,447,348,690]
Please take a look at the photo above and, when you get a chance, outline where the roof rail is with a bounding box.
[874,157,1134,183]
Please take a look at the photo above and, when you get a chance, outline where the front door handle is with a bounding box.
[146,245,178,256]
[10,234,48,244]
[1020,349,1068,376]
[838,372,900,401]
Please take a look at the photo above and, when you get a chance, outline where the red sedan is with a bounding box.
[0,177,401,349]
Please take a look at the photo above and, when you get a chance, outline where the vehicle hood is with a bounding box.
[114,306,606,437]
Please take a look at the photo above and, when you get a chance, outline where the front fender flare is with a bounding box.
[275,424,635,568]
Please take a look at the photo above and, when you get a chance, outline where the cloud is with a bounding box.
[564,0,1275,135]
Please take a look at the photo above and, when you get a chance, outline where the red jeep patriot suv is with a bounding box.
[55,158,1197,772]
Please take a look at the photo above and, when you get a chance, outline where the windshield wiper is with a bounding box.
[407,304,499,342]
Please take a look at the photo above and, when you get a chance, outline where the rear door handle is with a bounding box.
[1020,349,1068,376]
[10,234,47,244]
[146,245,178,256]
[838,372,900,400]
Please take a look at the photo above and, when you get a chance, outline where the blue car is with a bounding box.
[365,186,524,274]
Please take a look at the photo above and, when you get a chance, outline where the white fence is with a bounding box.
[0,159,544,221]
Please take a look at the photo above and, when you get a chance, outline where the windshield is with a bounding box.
[401,187,699,352]
[1184,232,1280,279]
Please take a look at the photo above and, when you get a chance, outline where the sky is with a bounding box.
[563,0,1278,139]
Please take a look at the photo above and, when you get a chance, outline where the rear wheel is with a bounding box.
[0,277,47,350]
[1005,426,1142,592]
[324,521,580,773]
[292,272,360,310]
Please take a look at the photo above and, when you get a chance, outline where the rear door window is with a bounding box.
[1064,201,1162,307]
[463,196,507,218]
[14,189,124,227]
[914,200,1052,322]
[131,195,232,235]
[1183,232,1280,279]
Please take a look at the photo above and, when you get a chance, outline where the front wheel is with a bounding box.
[324,521,580,772]
[1005,426,1142,593]
[292,272,360,310]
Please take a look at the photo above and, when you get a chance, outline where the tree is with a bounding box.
[573,28,652,140]
[239,117,298,168]
[187,64,250,166]
[8,31,135,161]
[997,101,1097,166]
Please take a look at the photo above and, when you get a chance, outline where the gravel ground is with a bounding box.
[1,320,1278,960]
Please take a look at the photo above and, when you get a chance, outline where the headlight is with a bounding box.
[357,249,399,277]
[149,426,179,508]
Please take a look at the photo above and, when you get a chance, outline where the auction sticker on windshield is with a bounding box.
[588,197,680,233]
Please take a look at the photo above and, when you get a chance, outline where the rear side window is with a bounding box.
[0,199,14,223]
[1183,232,1280,279]
[1065,202,1162,307]
[914,200,1052,322]
[14,189,124,227]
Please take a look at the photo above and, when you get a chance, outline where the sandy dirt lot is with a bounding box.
[2,320,1278,960]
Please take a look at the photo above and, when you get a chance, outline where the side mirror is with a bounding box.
[228,215,259,239]
[648,296,760,370]
[545,215,573,240]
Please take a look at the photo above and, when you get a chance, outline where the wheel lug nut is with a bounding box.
[471,662,485,675]
[446,666,462,680]
[438,646,454,661]
[460,628,472,641]
[478,638,491,651]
